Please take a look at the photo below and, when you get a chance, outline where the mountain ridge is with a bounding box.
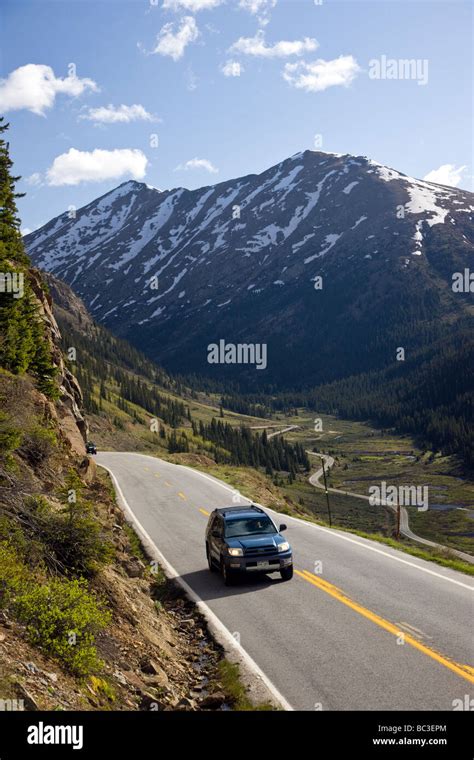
[25,149,474,388]
[68,149,474,198]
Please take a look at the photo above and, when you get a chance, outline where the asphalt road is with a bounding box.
[97,451,474,711]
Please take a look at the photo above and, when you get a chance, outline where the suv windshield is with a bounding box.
[225,516,276,538]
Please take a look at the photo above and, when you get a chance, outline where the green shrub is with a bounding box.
[217,660,274,711]
[40,508,114,576]
[0,542,29,608]
[89,675,116,702]
[18,490,114,577]
[3,482,113,577]
[0,511,48,569]
[13,577,111,675]
[0,413,22,456]
[52,471,114,575]
[122,522,146,563]
[21,425,57,465]
[0,517,28,556]
[24,494,51,515]
[58,469,84,504]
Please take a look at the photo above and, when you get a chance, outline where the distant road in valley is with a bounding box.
[307,452,474,564]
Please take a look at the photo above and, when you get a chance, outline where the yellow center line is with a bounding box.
[199,508,210,517]
[164,481,172,487]
[178,492,187,501]
[296,569,474,685]
[154,473,161,479]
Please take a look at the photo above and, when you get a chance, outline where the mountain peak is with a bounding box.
[25,149,473,384]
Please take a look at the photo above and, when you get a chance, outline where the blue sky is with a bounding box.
[1,0,472,232]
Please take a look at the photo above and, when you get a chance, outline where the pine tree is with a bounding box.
[0,118,28,267]
[0,118,59,398]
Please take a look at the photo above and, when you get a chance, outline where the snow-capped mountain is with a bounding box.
[25,151,474,386]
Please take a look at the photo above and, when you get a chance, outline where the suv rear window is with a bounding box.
[225,516,276,538]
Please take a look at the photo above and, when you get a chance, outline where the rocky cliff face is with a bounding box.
[29,268,87,456]
[42,270,96,338]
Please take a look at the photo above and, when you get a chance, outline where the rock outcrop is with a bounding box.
[29,268,87,456]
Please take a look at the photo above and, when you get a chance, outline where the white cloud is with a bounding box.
[423,164,467,188]
[230,30,318,58]
[80,104,157,124]
[163,0,223,10]
[0,64,98,115]
[46,148,148,186]
[175,157,219,174]
[221,60,243,77]
[21,228,32,236]
[25,172,43,186]
[238,0,277,26]
[283,55,360,92]
[152,16,199,60]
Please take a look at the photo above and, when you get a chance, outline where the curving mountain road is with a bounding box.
[97,451,474,711]
[308,452,474,564]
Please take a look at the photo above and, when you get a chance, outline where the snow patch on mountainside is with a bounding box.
[343,181,359,194]
[404,182,453,227]
[238,168,337,255]
[304,233,342,263]
[351,215,367,229]
[368,159,460,228]
[273,165,304,199]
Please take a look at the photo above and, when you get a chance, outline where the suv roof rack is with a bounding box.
[216,505,265,516]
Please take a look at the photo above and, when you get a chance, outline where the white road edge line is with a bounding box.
[98,462,294,712]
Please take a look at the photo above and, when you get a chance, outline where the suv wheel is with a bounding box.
[206,544,216,572]
[221,559,234,586]
[280,565,293,581]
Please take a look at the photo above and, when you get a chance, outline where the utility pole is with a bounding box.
[320,455,332,527]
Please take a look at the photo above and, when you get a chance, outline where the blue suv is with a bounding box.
[206,505,293,585]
